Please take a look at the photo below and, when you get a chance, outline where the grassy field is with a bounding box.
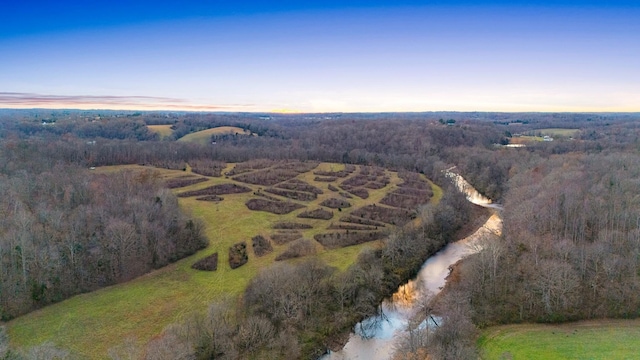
[147,124,173,138]
[7,162,441,358]
[536,128,580,137]
[479,319,640,360]
[177,126,252,145]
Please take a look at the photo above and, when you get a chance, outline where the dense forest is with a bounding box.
[1,109,640,358]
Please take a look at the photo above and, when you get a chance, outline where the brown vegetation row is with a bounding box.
[313,164,355,178]
[191,253,218,271]
[229,242,248,269]
[319,198,351,209]
[314,231,387,249]
[351,205,412,225]
[314,176,338,182]
[164,176,208,189]
[270,231,303,245]
[233,168,300,186]
[251,235,273,257]
[245,199,305,215]
[264,188,317,201]
[177,183,251,197]
[272,222,313,230]
[297,208,333,220]
[275,179,323,194]
[275,238,317,261]
[189,159,226,177]
[327,223,378,231]
[195,195,224,202]
[340,215,387,227]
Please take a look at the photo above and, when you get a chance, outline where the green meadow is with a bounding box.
[177,126,252,145]
[146,124,174,138]
[479,319,640,360]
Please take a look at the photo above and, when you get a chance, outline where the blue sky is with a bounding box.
[1,1,638,112]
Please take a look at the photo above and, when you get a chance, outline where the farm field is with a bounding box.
[7,161,440,358]
[147,124,173,138]
[177,126,252,144]
[479,319,640,360]
[535,128,580,137]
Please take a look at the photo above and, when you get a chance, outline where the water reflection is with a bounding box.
[321,171,502,360]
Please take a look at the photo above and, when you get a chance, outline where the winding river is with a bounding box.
[321,171,502,360]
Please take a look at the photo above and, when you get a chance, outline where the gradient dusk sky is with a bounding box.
[1,1,638,112]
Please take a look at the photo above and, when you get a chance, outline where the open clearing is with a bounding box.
[177,126,252,144]
[479,319,640,359]
[7,161,440,358]
[536,128,580,137]
[147,124,173,138]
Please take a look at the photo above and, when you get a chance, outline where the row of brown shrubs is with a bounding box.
[270,231,303,245]
[196,195,224,202]
[233,169,300,186]
[319,198,351,209]
[251,235,273,257]
[275,238,317,261]
[314,176,338,182]
[272,222,313,230]
[191,253,218,271]
[379,192,430,209]
[225,159,277,176]
[264,188,317,201]
[178,183,251,197]
[327,223,378,231]
[297,208,333,220]
[275,179,323,194]
[350,205,412,225]
[165,176,207,189]
[339,215,386,227]
[313,164,355,178]
[246,199,305,214]
[229,242,248,269]
[313,231,386,249]
[189,159,226,177]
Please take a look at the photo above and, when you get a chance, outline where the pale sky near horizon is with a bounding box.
[1,1,639,112]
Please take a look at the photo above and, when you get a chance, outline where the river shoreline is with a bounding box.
[321,170,502,360]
